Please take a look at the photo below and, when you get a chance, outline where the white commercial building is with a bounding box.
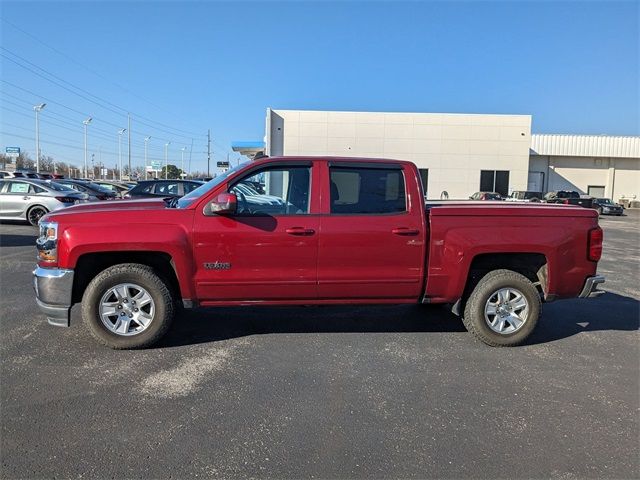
[530,134,640,202]
[246,108,640,202]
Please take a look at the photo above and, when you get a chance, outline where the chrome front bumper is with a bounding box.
[578,275,605,298]
[33,267,74,327]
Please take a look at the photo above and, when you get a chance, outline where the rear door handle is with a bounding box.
[23,196,31,200]
[285,227,315,236]
[392,227,420,236]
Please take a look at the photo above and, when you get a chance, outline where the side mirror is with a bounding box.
[205,192,237,215]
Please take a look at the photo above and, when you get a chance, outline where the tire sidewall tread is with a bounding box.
[27,205,48,226]
[462,269,541,347]
[81,263,174,349]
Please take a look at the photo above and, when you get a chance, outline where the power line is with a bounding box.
[1,46,207,139]
[0,17,207,136]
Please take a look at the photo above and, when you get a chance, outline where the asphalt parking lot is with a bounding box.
[1,212,639,479]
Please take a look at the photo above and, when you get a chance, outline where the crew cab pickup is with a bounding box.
[33,157,605,349]
[544,190,594,209]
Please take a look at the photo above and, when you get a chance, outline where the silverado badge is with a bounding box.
[204,261,232,270]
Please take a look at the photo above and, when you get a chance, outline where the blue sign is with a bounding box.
[5,147,20,154]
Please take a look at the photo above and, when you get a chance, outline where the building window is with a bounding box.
[480,170,510,196]
[587,185,605,197]
[418,168,428,197]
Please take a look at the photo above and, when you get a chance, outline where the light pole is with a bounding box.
[181,147,186,179]
[118,128,126,181]
[164,142,170,179]
[33,103,46,173]
[91,153,95,179]
[144,136,151,180]
[82,117,92,178]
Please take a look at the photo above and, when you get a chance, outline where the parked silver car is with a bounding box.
[0,179,87,226]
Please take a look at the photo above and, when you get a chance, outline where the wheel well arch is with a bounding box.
[71,251,181,304]
[26,204,49,215]
[464,252,549,298]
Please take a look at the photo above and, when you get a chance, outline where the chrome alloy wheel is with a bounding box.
[99,283,155,336]
[484,287,529,335]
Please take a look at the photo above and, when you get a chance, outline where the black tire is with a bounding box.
[81,263,174,349]
[27,205,48,226]
[462,269,541,347]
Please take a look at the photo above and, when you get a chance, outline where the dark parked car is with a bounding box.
[544,191,593,209]
[92,180,132,198]
[469,191,503,201]
[592,198,623,216]
[507,190,543,202]
[53,179,117,201]
[125,180,204,199]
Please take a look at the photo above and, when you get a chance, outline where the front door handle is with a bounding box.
[285,227,315,236]
[392,227,420,236]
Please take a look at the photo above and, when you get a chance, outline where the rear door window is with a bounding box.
[155,182,179,195]
[7,181,33,194]
[329,166,406,214]
[183,182,201,194]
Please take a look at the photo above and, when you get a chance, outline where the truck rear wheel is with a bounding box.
[462,269,540,347]
[81,263,174,349]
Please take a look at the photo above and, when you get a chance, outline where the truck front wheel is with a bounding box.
[462,269,541,347]
[81,263,174,349]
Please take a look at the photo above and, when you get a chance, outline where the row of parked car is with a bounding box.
[0,171,205,225]
[468,190,625,216]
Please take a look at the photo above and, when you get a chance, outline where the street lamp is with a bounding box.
[181,147,186,179]
[33,103,46,173]
[164,142,170,179]
[83,117,92,179]
[144,136,151,180]
[117,128,126,181]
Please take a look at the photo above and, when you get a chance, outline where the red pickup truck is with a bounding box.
[33,157,605,349]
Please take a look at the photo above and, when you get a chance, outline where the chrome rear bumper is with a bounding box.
[33,267,74,327]
[578,275,605,298]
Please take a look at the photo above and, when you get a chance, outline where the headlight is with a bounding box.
[36,221,58,263]
[39,221,58,241]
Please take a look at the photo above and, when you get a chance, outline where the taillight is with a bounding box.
[55,196,77,203]
[588,227,603,261]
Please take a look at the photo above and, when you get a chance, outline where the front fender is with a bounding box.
[58,223,196,301]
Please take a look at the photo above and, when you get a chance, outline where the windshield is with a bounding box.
[176,161,250,208]
[597,198,613,204]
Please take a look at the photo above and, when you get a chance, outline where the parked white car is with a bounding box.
[0,179,87,225]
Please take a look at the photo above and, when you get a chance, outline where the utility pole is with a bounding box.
[118,129,126,181]
[181,147,186,179]
[144,136,151,180]
[83,117,92,179]
[127,113,131,178]
[33,103,46,173]
[207,129,211,177]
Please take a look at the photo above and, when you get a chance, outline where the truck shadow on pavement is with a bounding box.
[157,292,639,348]
[0,234,37,247]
